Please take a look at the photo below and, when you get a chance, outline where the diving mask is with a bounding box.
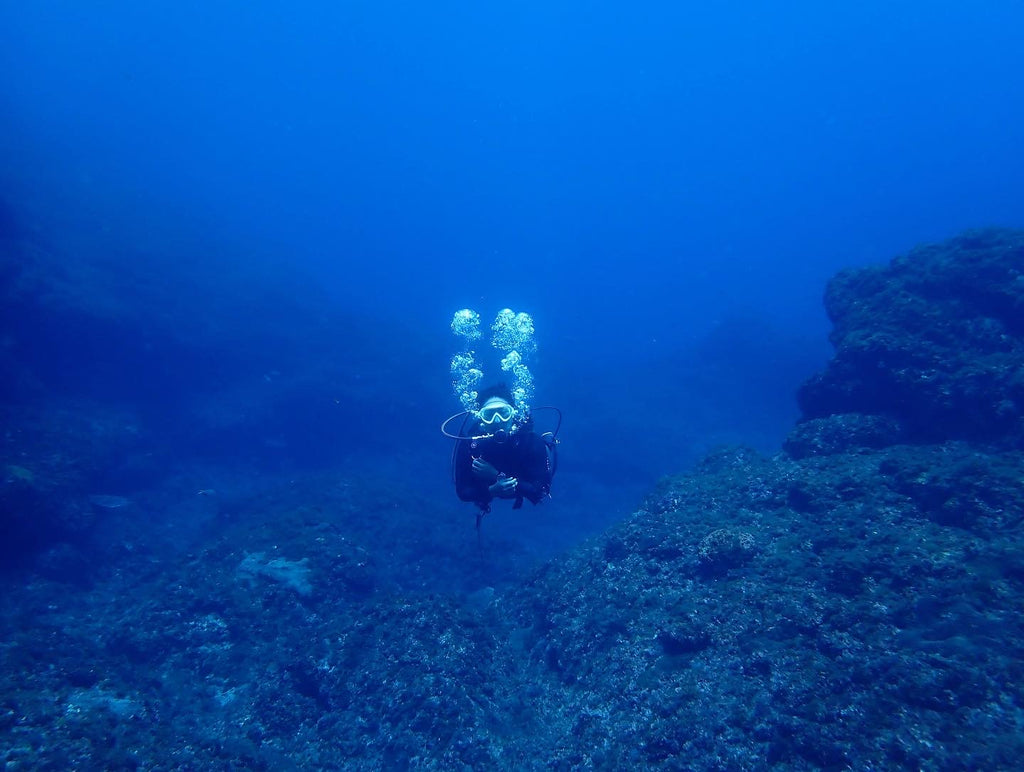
[478,400,515,425]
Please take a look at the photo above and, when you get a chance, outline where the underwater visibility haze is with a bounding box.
[2,1,1024,768]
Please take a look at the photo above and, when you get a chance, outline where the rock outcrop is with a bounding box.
[796,228,1024,449]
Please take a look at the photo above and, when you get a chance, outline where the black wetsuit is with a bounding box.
[454,425,552,511]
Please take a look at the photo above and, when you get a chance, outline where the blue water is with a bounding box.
[2,1,1023,547]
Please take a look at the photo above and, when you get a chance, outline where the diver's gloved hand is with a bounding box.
[489,476,519,498]
[471,457,500,483]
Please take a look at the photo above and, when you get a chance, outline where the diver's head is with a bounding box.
[475,383,517,432]
[479,395,515,428]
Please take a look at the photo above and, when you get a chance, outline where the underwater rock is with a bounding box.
[237,552,313,597]
[1,404,141,559]
[797,228,1024,448]
[696,527,757,573]
[503,436,1024,769]
[784,413,905,458]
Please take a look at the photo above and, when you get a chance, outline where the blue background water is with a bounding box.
[2,1,1023,555]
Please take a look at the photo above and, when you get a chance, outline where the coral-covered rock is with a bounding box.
[696,527,757,572]
[784,413,905,458]
[0,404,142,563]
[798,228,1024,448]
[504,441,1024,770]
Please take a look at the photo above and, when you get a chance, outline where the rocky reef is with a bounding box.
[3,228,1024,769]
[797,228,1024,449]
[0,403,144,567]
[508,439,1024,768]
[0,230,449,564]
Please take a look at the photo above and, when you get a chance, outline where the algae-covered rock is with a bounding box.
[1,403,141,562]
[798,228,1024,448]
[784,413,905,458]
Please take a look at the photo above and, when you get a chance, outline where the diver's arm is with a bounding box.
[471,457,500,483]
[455,441,492,505]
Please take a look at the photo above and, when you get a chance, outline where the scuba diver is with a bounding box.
[448,384,554,517]
[444,308,559,526]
